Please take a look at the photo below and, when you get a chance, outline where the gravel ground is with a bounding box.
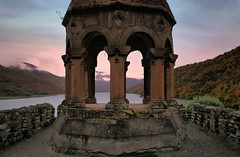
[0,122,239,157]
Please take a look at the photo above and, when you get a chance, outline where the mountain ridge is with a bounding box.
[0,64,65,97]
[127,46,240,109]
[0,63,144,97]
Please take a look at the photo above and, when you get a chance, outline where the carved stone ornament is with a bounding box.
[112,11,125,22]
[169,53,178,62]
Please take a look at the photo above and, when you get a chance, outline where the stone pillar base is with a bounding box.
[85,97,97,104]
[124,98,129,104]
[149,100,168,109]
[105,100,129,110]
[57,98,85,115]
[143,96,150,104]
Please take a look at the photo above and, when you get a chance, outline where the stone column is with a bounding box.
[149,48,168,108]
[87,65,97,103]
[70,57,86,106]
[150,58,165,100]
[165,61,173,101]
[106,55,128,109]
[85,63,88,100]
[62,54,71,99]
[104,45,130,110]
[124,61,130,103]
[168,53,178,105]
[65,63,71,99]
[169,62,175,99]
[142,59,151,104]
[109,55,125,101]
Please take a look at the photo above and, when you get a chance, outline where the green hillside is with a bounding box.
[127,82,144,95]
[127,46,240,109]
[175,46,240,109]
[0,65,65,97]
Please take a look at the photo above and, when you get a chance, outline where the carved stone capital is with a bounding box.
[150,48,168,58]
[62,54,69,65]
[104,45,131,56]
[169,53,178,63]
[69,48,86,58]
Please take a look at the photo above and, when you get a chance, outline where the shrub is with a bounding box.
[185,95,224,111]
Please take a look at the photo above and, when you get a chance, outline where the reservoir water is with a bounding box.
[0,92,142,115]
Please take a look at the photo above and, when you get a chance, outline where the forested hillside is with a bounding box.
[127,82,144,96]
[127,46,240,109]
[0,64,65,97]
[175,46,240,109]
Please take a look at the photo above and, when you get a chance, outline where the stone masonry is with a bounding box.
[182,104,240,144]
[0,103,55,149]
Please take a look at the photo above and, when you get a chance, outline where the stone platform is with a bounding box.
[51,103,186,156]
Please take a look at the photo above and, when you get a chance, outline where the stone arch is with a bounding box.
[120,26,161,49]
[125,51,144,104]
[80,31,109,104]
[78,26,114,49]
[82,31,108,50]
[126,32,155,56]
[124,31,156,104]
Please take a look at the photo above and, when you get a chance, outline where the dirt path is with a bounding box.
[0,122,239,157]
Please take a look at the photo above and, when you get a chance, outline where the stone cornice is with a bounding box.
[150,48,168,58]
[63,0,176,27]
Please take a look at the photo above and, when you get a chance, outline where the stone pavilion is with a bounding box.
[52,0,185,156]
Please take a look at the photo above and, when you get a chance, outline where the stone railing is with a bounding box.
[0,103,55,149]
[181,104,240,144]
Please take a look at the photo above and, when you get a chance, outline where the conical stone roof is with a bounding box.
[66,0,175,25]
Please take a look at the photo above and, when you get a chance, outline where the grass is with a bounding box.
[185,95,224,111]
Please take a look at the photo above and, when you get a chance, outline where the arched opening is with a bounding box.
[126,51,143,104]
[164,38,173,53]
[126,32,155,104]
[81,32,108,104]
[95,51,110,103]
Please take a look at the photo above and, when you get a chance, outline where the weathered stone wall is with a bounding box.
[0,103,55,149]
[183,104,240,144]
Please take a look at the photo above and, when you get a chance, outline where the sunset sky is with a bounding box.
[0,0,240,78]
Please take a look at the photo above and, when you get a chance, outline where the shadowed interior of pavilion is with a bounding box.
[51,0,186,156]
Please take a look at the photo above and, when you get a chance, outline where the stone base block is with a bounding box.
[51,106,186,156]
[149,100,168,109]
[105,100,129,110]
[86,97,97,104]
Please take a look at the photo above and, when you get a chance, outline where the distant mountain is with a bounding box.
[95,80,110,92]
[127,46,240,109]
[0,63,143,96]
[127,82,144,95]
[126,78,143,89]
[0,63,65,97]
[95,71,143,92]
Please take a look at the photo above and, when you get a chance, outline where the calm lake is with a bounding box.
[0,92,142,116]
